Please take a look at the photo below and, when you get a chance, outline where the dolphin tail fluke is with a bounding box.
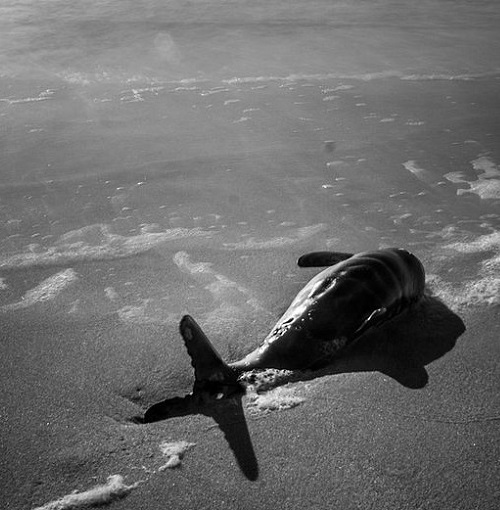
[179,315,243,397]
[297,251,353,267]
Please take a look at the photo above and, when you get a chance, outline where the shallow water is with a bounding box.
[2,0,500,82]
[1,1,500,509]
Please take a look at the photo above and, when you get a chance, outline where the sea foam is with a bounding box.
[222,70,495,86]
[222,223,327,249]
[0,224,211,270]
[2,269,78,311]
[246,386,305,414]
[158,441,196,470]
[444,156,500,200]
[430,231,500,310]
[402,160,436,185]
[32,475,140,510]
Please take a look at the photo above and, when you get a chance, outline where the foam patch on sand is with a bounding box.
[158,441,196,470]
[2,269,78,311]
[246,385,305,414]
[239,369,307,414]
[239,368,296,392]
[444,156,500,200]
[429,231,500,310]
[222,223,327,250]
[115,299,176,325]
[33,475,140,510]
[0,224,211,270]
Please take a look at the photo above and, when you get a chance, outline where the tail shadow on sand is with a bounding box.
[137,294,465,481]
[142,387,258,480]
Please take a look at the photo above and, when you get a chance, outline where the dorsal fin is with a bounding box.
[179,315,239,388]
[297,251,353,268]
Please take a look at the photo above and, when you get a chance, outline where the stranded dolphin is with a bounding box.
[146,247,426,414]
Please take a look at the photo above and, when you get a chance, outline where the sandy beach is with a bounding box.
[1,274,499,509]
[1,1,500,509]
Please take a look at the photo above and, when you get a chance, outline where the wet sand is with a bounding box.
[1,289,499,509]
[1,75,500,509]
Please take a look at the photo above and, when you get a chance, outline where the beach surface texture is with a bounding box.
[1,1,499,509]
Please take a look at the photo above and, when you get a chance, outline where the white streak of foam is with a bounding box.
[401,73,481,81]
[223,71,403,85]
[222,223,327,250]
[402,160,436,185]
[9,97,51,104]
[32,474,140,510]
[0,224,211,270]
[55,69,495,91]
[222,70,495,86]
[200,88,229,96]
[0,277,7,290]
[158,441,196,470]
[173,251,262,313]
[2,269,78,311]
[6,90,55,105]
[322,85,353,92]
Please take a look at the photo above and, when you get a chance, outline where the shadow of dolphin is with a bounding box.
[346,293,466,387]
[140,387,259,481]
[245,294,466,391]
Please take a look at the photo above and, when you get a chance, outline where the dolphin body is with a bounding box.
[145,248,426,417]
